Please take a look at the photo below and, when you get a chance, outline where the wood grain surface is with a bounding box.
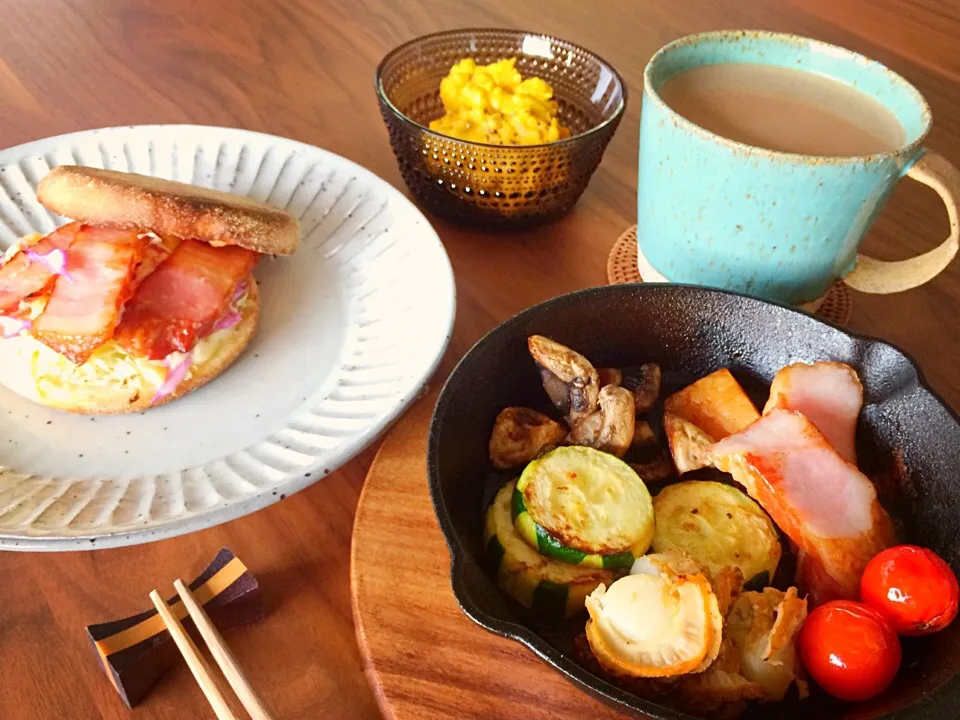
[352,389,626,720]
[0,1,959,719]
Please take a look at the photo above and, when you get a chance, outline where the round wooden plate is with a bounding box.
[350,390,625,719]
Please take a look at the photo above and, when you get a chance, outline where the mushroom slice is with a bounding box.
[488,407,568,470]
[566,409,603,447]
[632,420,657,449]
[624,363,662,415]
[528,335,600,426]
[597,367,624,388]
[566,385,635,458]
[664,412,715,474]
[726,587,809,702]
[539,367,570,414]
[629,451,676,485]
[586,552,723,678]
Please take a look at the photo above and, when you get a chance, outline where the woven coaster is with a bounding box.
[607,226,852,327]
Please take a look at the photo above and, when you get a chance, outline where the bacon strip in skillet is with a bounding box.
[712,408,896,607]
[763,361,863,464]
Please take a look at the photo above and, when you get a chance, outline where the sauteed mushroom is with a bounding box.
[630,451,676,484]
[632,420,657,449]
[539,367,571,414]
[489,406,568,470]
[528,335,600,426]
[597,367,624,388]
[567,385,635,458]
[624,363,662,415]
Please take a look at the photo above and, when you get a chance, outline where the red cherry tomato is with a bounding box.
[799,600,901,702]
[861,545,959,636]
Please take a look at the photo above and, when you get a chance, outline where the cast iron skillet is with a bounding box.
[427,284,960,720]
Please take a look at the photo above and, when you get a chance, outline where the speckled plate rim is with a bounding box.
[0,124,456,551]
[427,282,960,720]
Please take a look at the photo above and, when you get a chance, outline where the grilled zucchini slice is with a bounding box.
[516,446,655,558]
[484,480,615,619]
[652,481,781,585]
[512,488,636,569]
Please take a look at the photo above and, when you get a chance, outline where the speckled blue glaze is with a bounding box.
[637,31,931,305]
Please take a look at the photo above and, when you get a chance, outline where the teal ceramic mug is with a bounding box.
[637,30,960,307]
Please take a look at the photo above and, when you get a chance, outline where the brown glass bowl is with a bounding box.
[375,28,627,228]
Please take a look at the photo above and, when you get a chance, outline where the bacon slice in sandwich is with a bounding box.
[0,221,83,314]
[130,234,182,294]
[114,240,259,360]
[31,226,146,364]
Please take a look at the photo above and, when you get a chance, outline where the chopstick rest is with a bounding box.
[86,548,264,707]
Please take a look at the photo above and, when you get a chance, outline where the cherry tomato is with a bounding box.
[799,600,901,702]
[861,545,959,636]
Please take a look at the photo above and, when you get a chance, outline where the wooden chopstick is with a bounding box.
[148,590,239,720]
[173,578,276,720]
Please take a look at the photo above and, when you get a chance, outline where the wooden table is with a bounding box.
[0,1,958,718]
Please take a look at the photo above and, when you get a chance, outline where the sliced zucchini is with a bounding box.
[652,481,781,584]
[512,487,635,569]
[484,480,615,619]
[516,446,655,557]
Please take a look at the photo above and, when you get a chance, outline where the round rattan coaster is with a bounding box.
[607,226,852,327]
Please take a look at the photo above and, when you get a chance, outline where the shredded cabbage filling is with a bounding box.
[8,291,250,405]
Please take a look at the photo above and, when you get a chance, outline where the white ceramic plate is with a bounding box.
[0,125,455,550]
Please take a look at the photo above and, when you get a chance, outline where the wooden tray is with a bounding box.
[350,389,626,719]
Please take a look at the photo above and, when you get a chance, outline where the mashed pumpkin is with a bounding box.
[428,58,570,145]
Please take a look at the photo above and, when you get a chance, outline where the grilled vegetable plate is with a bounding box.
[484,480,616,619]
[585,551,724,678]
[652,481,781,586]
[516,446,655,559]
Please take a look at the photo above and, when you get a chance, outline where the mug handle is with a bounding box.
[844,150,960,293]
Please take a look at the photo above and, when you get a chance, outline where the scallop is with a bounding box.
[585,552,724,678]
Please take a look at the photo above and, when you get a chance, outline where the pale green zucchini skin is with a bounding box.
[484,480,616,619]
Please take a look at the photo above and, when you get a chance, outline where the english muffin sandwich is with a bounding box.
[0,166,300,414]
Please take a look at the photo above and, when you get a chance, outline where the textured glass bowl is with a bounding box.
[375,28,627,228]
